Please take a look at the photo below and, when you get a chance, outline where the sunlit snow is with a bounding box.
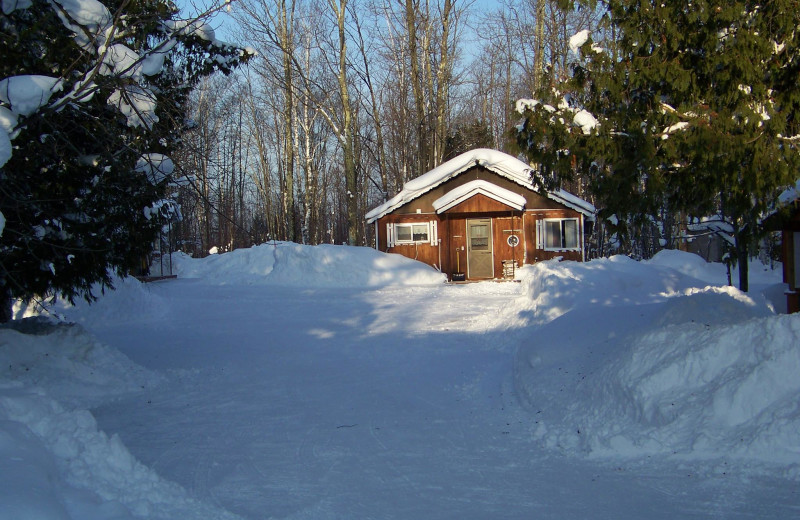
[569,29,590,53]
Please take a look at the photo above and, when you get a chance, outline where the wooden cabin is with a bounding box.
[366,149,595,281]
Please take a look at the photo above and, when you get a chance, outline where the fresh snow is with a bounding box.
[1,0,32,14]
[573,108,599,135]
[779,178,800,205]
[0,75,63,116]
[3,243,799,519]
[0,105,17,133]
[140,40,177,77]
[661,121,690,139]
[0,127,10,169]
[569,29,590,53]
[165,19,218,43]
[107,86,158,129]
[135,153,175,185]
[51,0,112,50]
[99,44,143,79]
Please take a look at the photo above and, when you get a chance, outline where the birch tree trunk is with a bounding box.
[329,0,359,245]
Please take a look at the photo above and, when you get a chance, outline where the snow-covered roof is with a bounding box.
[432,180,527,213]
[778,179,800,206]
[366,148,595,223]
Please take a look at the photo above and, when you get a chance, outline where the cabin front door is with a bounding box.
[467,218,493,279]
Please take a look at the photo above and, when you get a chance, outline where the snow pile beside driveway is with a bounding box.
[601,312,800,463]
[0,320,241,520]
[175,242,446,287]
[513,252,799,475]
[0,319,161,409]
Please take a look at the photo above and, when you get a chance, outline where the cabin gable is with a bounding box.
[439,192,518,214]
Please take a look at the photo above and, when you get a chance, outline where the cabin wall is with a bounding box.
[376,213,441,270]
[378,206,586,280]
[523,211,584,263]
[492,215,525,277]
[441,216,466,275]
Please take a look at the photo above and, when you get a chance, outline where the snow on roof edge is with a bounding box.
[366,149,595,223]
[432,179,527,213]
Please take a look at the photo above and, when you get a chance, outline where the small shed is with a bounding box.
[776,182,800,313]
[366,149,595,281]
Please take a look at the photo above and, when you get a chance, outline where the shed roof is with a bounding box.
[779,179,800,206]
[365,148,595,223]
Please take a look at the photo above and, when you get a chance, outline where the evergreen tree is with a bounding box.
[0,0,250,320]
[515,0,800,291]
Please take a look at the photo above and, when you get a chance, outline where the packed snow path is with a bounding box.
[84,278,797,519]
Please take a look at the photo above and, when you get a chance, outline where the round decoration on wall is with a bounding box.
[507,235,520,247]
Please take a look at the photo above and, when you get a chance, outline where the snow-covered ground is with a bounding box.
[2,243,799,519]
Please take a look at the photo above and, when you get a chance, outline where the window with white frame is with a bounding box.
[396,223,429,243]
[540,218,579,250]
[387,221,438,247]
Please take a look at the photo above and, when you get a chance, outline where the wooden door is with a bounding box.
[467,218,493,279]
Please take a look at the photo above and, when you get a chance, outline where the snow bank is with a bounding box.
[33,274,169,329]
[174,242,446,287]
[512,254,717,328]
[0,320,241,519]
[0,319,162,409]
[513,252,798,475]
[602,314,800,459]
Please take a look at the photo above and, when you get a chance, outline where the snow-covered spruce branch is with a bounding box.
[12,0,248,123]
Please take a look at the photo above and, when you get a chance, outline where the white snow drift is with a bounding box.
[513,251,799,476]
[173,241,447,287]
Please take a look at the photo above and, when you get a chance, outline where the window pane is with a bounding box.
[471,224,489,238]
[563,220,578,248]
[471,237,489,250]
[412,224,429,241]
[545,221,561,248]
[396,225,412,242]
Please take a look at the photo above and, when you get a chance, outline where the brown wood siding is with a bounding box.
[523,211,583,264]
[492,215,525,277]
[441,192,519,214]
[443,216,467,275]
[378,209,585,280]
